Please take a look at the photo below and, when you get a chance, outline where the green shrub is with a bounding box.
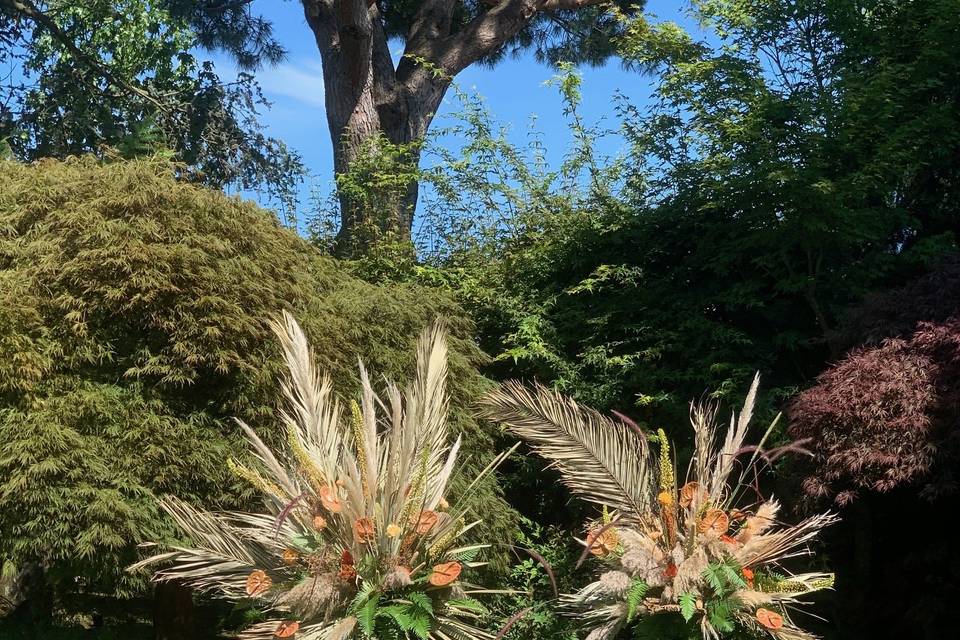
[0,156,514,609]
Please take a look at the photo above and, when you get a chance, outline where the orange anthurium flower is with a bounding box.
[319,485,342,513]
[429,561,462,586]
[697,509,729,536]
[586,527,619,557]
[245,570,272,596]
[274,620,300,638]
[414,510,439,534]
[756,608,784,630]
[679,482,701,508]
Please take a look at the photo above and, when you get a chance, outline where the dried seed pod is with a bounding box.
[338,549,356,580]
[353,517,375,543]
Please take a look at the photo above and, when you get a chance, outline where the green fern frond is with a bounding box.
[678,593,697,622]
[358,594,380,637]
[626,578,649,621]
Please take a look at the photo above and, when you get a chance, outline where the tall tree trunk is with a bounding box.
[303,0,448,255]
[299,0,607,256]
[326,85,440,255]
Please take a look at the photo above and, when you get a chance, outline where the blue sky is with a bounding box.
[214,1,704,221]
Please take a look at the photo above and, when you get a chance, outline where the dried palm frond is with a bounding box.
[479,380,657,520]
[483,377,837,640]
[131,312,510,639]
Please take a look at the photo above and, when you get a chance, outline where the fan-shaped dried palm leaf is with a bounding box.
[479,380,656,521]
[483,377,837,640]
[131,312,510,639]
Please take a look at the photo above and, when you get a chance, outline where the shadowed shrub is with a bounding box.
[789,317,960,505]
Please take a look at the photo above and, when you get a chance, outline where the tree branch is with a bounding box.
[543,0,607,8]
[423,0,606,75]
[407,0,458,49]
[1,0,167,110]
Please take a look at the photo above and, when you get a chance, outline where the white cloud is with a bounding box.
[255,59,326,108]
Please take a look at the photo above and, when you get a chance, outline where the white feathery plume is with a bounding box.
[479,380,656,520]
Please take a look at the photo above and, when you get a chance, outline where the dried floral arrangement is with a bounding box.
[132,312,513,639]
[481,376,838,640]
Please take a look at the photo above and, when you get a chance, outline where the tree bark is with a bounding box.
[300,0,606,256]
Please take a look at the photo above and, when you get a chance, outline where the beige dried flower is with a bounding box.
[382,566,413,590]
[277,575,337,618]
[599,570,632,595]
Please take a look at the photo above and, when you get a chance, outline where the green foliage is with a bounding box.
[391,0,960,437]
[312,133,424,261]
[481,518,579,640]
[393,593,433,639]
[0,0,303,212]
[698,559,749,634]
[0,380,230,596]
[348,587,435,640]
[0,155,515,608]
[625,578,649,622]
[702,559,747,596]
[678,593,697,622]
[356,593,380,637]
